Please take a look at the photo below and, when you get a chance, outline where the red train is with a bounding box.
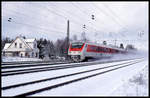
[68,41,126,62]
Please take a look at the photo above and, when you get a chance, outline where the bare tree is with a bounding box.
[2,37,13,50]
[72,34,78,41]
[81,32,90,42]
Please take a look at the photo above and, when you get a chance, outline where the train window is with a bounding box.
[98,47,102,52]
[103,47,108,52]
[85,44,87,48]
[103,48,106,52]
[96,47,99,52]
[93,46,97,51]
[112,49,115,53]
[93,46,96,51]
[71,42,83,49]
[88,45,96,51]
[108,48,111,52]
[105,48,109,52]
[90,46,94,51]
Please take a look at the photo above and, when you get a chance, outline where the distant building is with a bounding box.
[2,36,39,58]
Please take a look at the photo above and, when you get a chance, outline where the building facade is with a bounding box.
[2,36,39,58]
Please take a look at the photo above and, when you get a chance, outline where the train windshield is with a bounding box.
[71,42,84,49]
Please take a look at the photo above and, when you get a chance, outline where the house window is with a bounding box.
[20,43,22,48]
[13,53,16,56]
[3,52,5,56]
[21,53,23,57]
[36,53,38,57]
[34,43,36,48]
[32,52,34,57]
[15,43,17,48]
[16,52,19,56]
[25,52,28,57]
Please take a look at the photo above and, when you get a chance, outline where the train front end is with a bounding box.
[68,42,85,62]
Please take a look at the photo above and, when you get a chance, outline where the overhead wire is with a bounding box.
[2,3,82,37]
[3,2,141,44]
[92,3,131,42]
[34,3,104,39]
[92,3,124,28]
[71,2,107,33]
[3,2,108,38]
[31,3,87,34]
[4,4,70,31]
[102,4,130,36]
[71,2,117,41]
[47,3,101,38]
[2,15,66,38]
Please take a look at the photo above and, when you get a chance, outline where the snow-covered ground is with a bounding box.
[31,58,148,96]
[111,64,148,96]
[1,58,144,96]
[1,50,148,96]
[2,57,42,62]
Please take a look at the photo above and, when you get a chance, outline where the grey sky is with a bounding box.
[2,1,148,50]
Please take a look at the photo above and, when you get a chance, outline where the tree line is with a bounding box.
[37,37,69,59]
[1,32,89,59]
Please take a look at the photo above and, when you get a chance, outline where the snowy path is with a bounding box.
[1,58,145,96]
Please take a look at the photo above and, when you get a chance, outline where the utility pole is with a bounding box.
[138,31,144,38]
[67,20,70,44]
[114,39,117,46]
[91,14,95,42]
[67,20,70,60]
[82,24,86,42]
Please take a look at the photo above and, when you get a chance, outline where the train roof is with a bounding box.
[86,42,126,51]
[71,41,126,51]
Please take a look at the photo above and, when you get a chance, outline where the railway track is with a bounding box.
[2,60,66,65]
[1,58,143,77]
[1,61,69,69]
[2,58,144,96]
[1,57,142,69]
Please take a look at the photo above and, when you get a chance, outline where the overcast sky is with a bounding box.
[2,1,148,50]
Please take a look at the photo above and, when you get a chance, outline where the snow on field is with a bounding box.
[31,58,148,96]
[111,64,148,96]
[2,59,140,87]
[2,58,147,96]
[3,60,139,96]
[2,57,42,62]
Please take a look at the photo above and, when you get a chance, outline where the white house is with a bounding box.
[2,36,39,58]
